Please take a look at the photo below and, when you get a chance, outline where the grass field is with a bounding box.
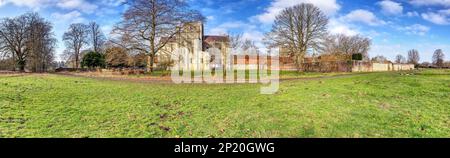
[0,69,449,138]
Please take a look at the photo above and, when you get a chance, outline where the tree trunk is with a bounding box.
[295,54,303,72]
[19,65,25,72]
[75,56,79,69]
[18,60,26,72]
[12,53,16,71]
[146,55,154,73]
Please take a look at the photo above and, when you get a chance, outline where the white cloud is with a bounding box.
[0,0,6,7]
[254,0,341,24]
[0,0,99,14]
[57,0,98,14]
[342,9,386,26]
[439,9,450,15]
[208,28,228,35]
[101,25,113,35]
[403,24,430,35]
[206,16,215,21]
[0,0,53,9]
[51,11,86,24]
[242,30,264,41]
[328,18,359,36]
[101,0,126,7]
[208,21,257,35]
[406,11,419,17]
[410,0,450,7]
[378,0,403,15]
[421,12,450,25]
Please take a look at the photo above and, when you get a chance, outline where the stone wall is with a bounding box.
[352,61,414,72]
[392,64,415,71]
[372,63,390,72]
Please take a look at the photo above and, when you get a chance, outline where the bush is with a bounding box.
[81,51,106,69]
[352,53,363,61]
[105,47,129,68]
[129,53,147,68]
[157,59,174,71]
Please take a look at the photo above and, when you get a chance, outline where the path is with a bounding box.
[49,72,376,84]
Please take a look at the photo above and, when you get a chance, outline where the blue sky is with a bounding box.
[0,0,449,62]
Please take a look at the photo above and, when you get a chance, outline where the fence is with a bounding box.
[302,61,352,72]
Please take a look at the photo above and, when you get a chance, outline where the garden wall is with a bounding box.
[352,62,414,72]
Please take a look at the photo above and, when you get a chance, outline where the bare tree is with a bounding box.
[241,39,255,50]
[228,33,243,49]
[130,52,147,68]
[113,0,204,73]
[241,39,260,55]
[322,34,371,60]
[444,61,450,68]
[395,54,406,64]
[0,14,30,71]
[26,13,57,72]
[63,23,89,68]
[0,41,13,70]
[0,35,7,59]
[432,49,445,67]
[266,3,328,71]
[88,22,106,53]
[420,62,431,68]
[407,49,420,65]
[0,13,56,72]
[371,55,388,63]
[105,46,129,68]
[228,33,259,54]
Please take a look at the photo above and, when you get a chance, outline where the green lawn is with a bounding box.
[0,69,449,138]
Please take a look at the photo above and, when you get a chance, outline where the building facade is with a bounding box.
[158,22,230,70]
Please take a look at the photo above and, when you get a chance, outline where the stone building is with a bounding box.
[158,22,229,70]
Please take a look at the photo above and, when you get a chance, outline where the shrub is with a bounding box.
[105,47,129,68]
[81,51,106,69]
[352,53,363,61]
